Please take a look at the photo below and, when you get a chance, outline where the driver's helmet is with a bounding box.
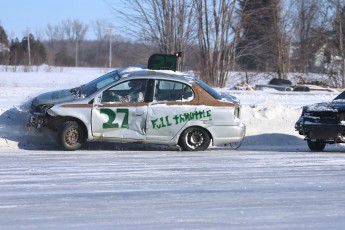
[129,79,145,90]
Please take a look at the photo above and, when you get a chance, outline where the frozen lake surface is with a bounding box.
[1,148,345,229]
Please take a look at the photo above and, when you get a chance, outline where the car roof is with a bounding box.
[117,67,195,84]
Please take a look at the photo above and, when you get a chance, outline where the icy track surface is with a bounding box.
[1,149,345,230]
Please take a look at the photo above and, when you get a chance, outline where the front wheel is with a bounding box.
[307,140,326,151]
[57,121,85,151]
[179,127,211,151]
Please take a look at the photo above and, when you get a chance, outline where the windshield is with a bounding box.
[79,70,120,97]
[194,78,222,100]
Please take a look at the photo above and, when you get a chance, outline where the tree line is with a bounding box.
[1,0,345,87]
[115,0,345,88]
[0,20,160,69]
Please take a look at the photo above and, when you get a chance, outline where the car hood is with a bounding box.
[305,101,345,113]
[31,88,79,108]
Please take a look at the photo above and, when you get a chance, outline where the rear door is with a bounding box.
[146,79,198,141]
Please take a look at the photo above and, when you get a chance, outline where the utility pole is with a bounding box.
[27,28,31,66]
[109,27,112,68]
[75,40,78,67]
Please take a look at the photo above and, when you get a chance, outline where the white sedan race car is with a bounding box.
[28,65,245,151]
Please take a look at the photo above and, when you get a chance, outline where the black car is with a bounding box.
[295,91,345,151]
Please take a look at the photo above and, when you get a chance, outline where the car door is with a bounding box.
[91,79,150,140]
[146,79,197,141]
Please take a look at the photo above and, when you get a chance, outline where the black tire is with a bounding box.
[57,121,85,151]
[269,78,292,86]
[179,127,211,151]
[307,140,326,151]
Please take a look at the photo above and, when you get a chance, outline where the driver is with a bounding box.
[103,79,146,103]
[126,80,145,102]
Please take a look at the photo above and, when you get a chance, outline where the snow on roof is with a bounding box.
[118,66,145,77]
[118,66,191,80]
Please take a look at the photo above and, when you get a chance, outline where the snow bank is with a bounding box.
[240,100,304,149]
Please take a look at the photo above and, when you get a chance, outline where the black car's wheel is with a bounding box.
[57,121,85,151]
[179,127,211,151]
[307,140,326,151]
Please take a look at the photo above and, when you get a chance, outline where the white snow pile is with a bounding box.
[0,66,340,151]
[240,100,303,148]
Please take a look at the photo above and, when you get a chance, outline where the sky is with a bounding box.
[0,0,124,40]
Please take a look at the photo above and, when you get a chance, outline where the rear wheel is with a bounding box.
[57,121,85,151]
[307,140,326,151]
[179,127,211,151]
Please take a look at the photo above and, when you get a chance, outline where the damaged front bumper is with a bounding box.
[296,117,345,143]
[28,112,49,129]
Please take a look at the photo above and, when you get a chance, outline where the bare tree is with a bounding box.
[61,19,88,67]
[92,19,112,67]
[45,24,56,48]
[92,19,111,42]
[195,0,239,87]
[111,0,196,70]
[332,0,345,88]
[45,24,58,65]
[271,0,290,79]
[73,20,88,67]
[55,22,66,41]
[290,0,324,74]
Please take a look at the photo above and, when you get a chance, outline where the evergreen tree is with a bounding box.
[21,34,47,65]
[0,26,9,64]
[9,34,47,66]
[9,38,25,66]
[237,0,281,73]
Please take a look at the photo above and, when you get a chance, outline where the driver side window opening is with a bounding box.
[154,80,194,102]
[101,79,148,103]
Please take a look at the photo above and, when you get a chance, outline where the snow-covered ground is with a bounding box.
[1,66,345,229]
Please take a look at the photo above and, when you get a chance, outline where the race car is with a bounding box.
[295,90,345,151]
[28,54,245,151]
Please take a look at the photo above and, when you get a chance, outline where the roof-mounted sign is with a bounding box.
[148,53,182,71]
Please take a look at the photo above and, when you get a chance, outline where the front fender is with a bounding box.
[47,105,93,140]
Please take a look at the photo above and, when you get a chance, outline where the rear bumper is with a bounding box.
[210,122,246,146]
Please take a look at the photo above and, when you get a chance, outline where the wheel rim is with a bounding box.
[65,127,79,146]
[186,129,204,149]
